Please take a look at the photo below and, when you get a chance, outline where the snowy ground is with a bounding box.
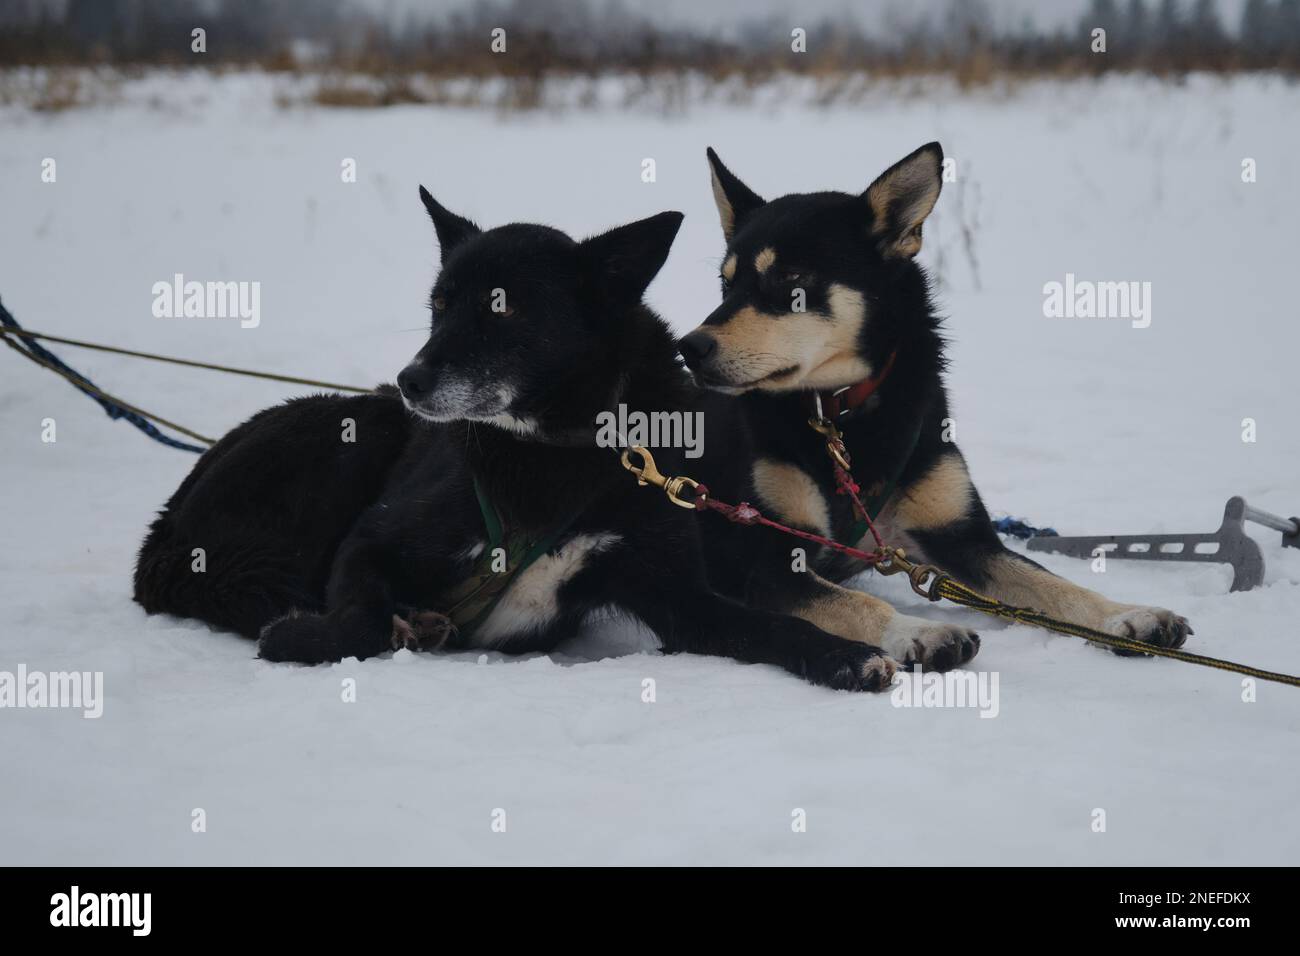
[1,71,1297,865]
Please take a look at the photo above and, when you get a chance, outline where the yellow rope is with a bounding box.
[927,572,1300,688]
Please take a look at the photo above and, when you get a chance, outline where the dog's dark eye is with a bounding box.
[781,271,807,286]
[431,295,447,312]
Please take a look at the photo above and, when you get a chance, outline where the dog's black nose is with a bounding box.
[397,363,436,401]
[678,331,717,369]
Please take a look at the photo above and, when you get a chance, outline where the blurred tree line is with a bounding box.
[1,0,1298,75]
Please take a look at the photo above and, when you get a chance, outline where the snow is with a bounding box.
[1,71,1297,865]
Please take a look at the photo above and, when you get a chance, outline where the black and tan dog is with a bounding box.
[134,189,899,690]
[678,142,1191,672]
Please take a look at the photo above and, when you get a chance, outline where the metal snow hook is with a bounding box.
[1027,496,1299,592]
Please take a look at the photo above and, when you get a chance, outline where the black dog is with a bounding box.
[134,189,897,690]
[677,143,1191,672]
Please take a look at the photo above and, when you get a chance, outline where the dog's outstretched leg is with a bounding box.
[896,452,1192,652]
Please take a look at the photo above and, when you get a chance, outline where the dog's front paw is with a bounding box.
[881,614,981,672]
[392,610,458,651]
[1103,606,1192,657]
[809,643,898,692]
[258,612,343,664]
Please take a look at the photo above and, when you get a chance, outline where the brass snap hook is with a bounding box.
[620,445,703,509]
[873,547,909,575]
[807,415,838,439]
[807,416,852,470]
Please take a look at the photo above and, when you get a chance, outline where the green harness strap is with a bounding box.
[434,478,576,640]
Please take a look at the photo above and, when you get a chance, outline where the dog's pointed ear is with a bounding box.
[418,185,480,263]
[580,211,684,302]
[706,147,764,243]
[862,142,943,259]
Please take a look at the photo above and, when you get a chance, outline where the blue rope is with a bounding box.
[992,515,1057,540]
[0,300,207,453]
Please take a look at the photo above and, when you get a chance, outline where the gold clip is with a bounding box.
[621,446,703,510]
[808,416,852,470]
[863,548,945,600]
[807,415,839,439]
[876,549,942,600]
[873,547,910,575]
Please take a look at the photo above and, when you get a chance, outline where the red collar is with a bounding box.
[807,349,898,421]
